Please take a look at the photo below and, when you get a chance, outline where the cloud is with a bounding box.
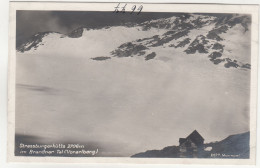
[15,54,250,156]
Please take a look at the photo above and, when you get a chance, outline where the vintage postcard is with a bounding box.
[8,2,258,164]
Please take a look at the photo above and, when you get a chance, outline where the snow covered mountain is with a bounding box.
[15,13,251,157]
[17,13,251,69]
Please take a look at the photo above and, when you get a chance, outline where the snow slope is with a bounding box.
[18,26,168,57]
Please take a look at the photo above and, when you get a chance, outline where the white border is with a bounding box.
[3,0,259,167]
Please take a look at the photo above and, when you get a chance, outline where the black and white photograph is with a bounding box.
[7,2,258,164]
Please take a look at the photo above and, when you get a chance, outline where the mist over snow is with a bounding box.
[15,13,251,156]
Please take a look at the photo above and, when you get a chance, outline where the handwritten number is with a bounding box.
[121,4,127,13]
[114,3,120,13]
[130,5,136,14]
[114,3,143,14]
[137,5,143,15]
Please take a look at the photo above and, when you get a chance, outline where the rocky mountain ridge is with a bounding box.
[131,132,250,158]
[17,13,251,70]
